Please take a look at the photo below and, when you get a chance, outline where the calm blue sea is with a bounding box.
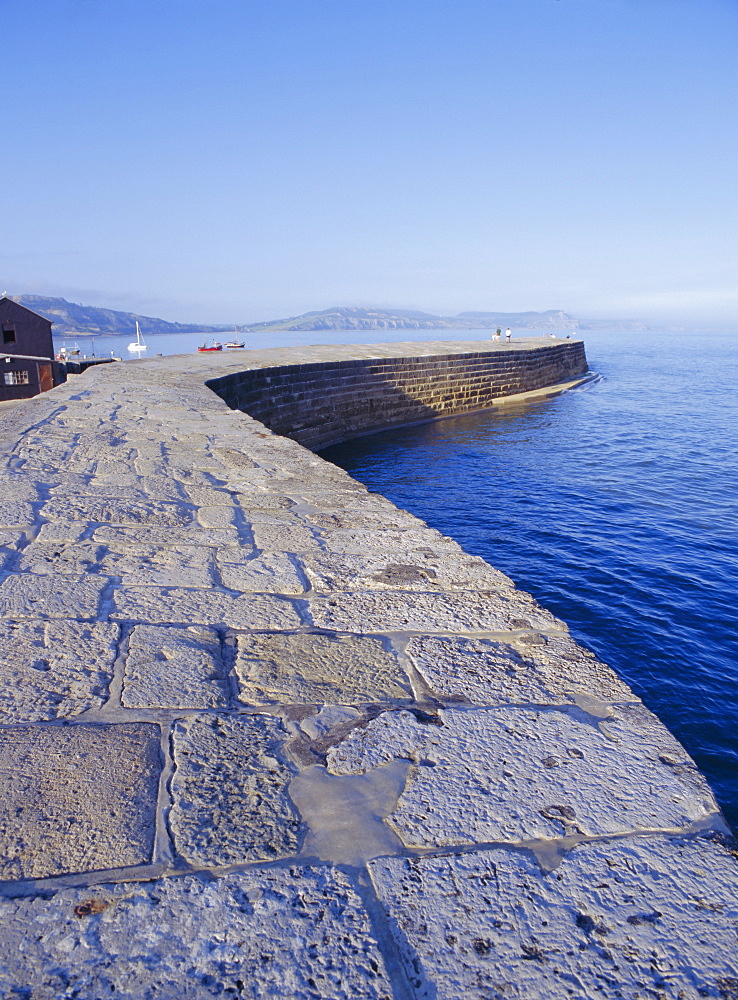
[321,329,738,830]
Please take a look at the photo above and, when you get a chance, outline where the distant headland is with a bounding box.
[9,294,726,337]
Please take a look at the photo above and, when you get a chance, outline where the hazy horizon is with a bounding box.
[3,0,736,327]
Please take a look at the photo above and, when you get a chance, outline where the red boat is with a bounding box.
[197,342,223,352]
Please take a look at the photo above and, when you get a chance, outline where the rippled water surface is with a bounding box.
[322,330,738,829]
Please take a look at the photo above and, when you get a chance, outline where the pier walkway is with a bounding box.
[0,341,735,999]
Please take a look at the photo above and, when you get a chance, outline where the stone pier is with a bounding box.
[0,339,735,1000]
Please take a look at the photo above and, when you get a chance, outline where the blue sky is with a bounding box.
[1,0,736,325]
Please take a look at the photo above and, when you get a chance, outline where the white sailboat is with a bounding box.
[127,321,148,353]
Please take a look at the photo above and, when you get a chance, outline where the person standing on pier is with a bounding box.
[505,327,512,341]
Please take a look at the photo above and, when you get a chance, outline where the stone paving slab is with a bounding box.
[326,706,718,844]
[308,589,566,633]
[369,835,738,1000]
[251,521,323,553]
[317,527,464,556]
[40,496,194,527]
[303,551,515,593]
[122,625,229,709]
[0,499,37,526]
[99,542,217,587]
[0,573,108,619]
[216,550,307,593]
[111,585,302,628]
[405,633,635,704]
[0,723,161,880]
[234,631,411,705]
[169,714,301,865]
[0,620,118,723]
[93,523,242,547]
[0,867,393,1000]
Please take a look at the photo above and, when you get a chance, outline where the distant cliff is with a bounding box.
[12,296,579,337]
[15,296,227,337]
[245,306,579,332]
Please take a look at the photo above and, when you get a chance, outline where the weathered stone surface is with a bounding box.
[217,550,306,593]
[122,625,229,709]
[0,723,160,879]
[308,590,565,633]
[93,523,242,547]
[196,504,238,528]
[0,574,107,619]
[303,551,513,593]
[0,620,118,723]
[99,543,216,587]
[0,868,393,1000]
[327,706,718,845]
[251,522,322,552]
[304,508,423,531]
[405,634,634,705]
[0,529,26,571]
[15,539,103,575]
[0,499,36,526]
[111,586,302,628]
[369,836,738,1000]
[235,631,411,705]
[170,714,301,865]
[317,527,462,556]
[41,497,193,527]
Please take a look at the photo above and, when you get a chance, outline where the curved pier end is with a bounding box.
[0,339,735,999]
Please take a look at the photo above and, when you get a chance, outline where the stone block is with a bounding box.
[308,590,565,634]
[405,633,634,705]
[251,522,322,552]
[0,500,36,526]
[0,620,118,723]
[217,550,306,593]
[326,705,718,845]
[0,723,161,879]
[169,714,300,865]
[15,540,104,575]
[122,625,229,709]
[41,497,192,527]
[0,868,393,999]
[111,586,302,628]
[303,551,513,593]
[317,527,462,556]
[98,543,216,587]
[93,524,242,547]
[0,574,107,619]
[369,836,738,1000]
[235,631,411,705]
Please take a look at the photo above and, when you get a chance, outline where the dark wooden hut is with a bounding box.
[0,297,60,401]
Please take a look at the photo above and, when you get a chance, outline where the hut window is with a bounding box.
[4,370,29,385]
[2,326,16,344]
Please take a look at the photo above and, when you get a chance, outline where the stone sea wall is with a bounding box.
[206,339,588,448]
[0,340,735,1000]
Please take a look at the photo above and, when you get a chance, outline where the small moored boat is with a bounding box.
[128,322,148,353]
[225,341,245,349]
